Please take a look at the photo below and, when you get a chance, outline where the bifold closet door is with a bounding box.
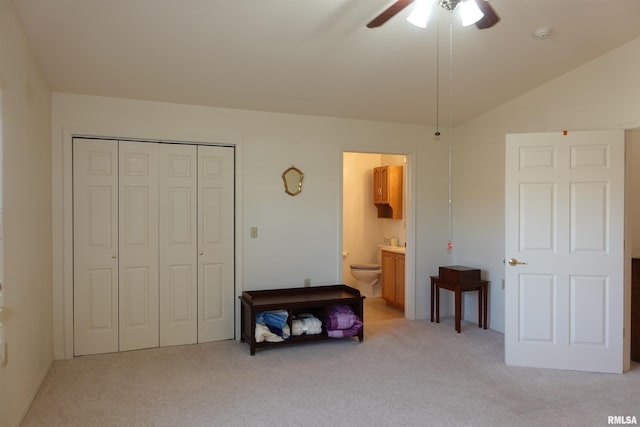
[159,144,198,346]
[198,145,235,342]
[118,141,160,351]
[74,140,235,354]
[73,138,119,356]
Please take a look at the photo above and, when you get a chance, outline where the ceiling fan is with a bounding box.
[367,0,500,29]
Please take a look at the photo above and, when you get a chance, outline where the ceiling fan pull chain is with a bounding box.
[434,15,441,137]
[448,14,454,134]
[447,12,454,249]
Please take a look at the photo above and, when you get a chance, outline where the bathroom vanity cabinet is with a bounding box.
[381,250,405,308]
[239,284,365,355]
[373,165,403,219]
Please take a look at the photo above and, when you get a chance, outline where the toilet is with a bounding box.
[349,264,382,298]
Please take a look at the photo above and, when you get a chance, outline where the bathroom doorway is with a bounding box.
[342,152,408,320]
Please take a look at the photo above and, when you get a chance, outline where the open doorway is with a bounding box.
[342,152,407,321]
[627,128,640,366]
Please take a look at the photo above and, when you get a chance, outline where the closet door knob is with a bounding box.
[200,252,204,256]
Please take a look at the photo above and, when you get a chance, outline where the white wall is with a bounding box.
[52,93,452,359]
[453,36,640,334]
[0,0,53,426]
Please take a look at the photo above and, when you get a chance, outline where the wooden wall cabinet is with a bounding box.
[381,250,405,308]
[373,165,403,219]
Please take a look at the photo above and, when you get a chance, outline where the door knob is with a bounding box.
[508,258,527,266]
[200,252,204,256]
[112,255,117,259]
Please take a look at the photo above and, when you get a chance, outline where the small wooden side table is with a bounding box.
[430,276,488,333]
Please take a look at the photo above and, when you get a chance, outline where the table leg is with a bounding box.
[478,287,482,328]
[430,280,435,322]
[435,284,440,323]
[483,283,488,330]
[455,287,461,333]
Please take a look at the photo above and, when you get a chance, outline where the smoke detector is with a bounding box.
[533,26,553,40]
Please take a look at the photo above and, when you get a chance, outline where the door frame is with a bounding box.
[59,128,242,359]
[623,128,640,371]
[338,149,416,320]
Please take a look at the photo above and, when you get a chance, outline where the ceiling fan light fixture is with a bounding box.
[459,0,484,27]
[407,0,435,29]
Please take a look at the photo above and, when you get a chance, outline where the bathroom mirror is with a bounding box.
[282,166,304,196]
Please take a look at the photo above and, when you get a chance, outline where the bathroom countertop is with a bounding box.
[378,244,406,254]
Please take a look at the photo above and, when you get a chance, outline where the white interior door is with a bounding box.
[505,130,625,373]
[73,138,119,356]
[119,141,159,351]
[197,145,235,342]
[159,144,198,346]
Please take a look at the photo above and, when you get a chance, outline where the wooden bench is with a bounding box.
[239,285,365,355]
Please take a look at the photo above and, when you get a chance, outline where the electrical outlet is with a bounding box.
[250,226,258,238]
[304,278,311,287]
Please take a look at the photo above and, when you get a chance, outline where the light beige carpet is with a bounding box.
[22,310,639,427]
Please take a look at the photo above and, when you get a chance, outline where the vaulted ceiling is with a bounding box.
[12,0,640,125]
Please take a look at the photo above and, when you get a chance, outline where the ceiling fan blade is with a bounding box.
[367,0,415,28]
[475,0,500,29]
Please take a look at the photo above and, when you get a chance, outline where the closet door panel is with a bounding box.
[202,263,223,320]
[119,141,159,351]
[198,145,235,342]
[159,144,198,346]
[73,138,119,356]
